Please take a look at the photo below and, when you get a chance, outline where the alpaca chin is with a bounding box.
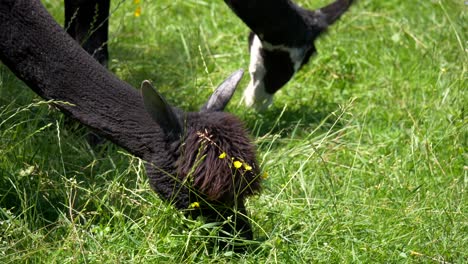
[242,79,273,111]
[242,34,274,111]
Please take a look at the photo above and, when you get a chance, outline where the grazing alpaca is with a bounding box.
[224,0,355,110]
[0,0,261,246]
[64,0,354,110]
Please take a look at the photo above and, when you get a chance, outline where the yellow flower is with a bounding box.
[218,152,226,159]
[261,172,269,179]
[189,202,200,208]
[134,6,141,17]
[243,164,252,171]
[233,160,242,169]
[133,0,140,4]
[410,251,423,257]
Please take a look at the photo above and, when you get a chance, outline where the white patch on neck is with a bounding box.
[242,35,308,110]
[242,35,273,111]
[261,40,307,72]
[313,10,328,28]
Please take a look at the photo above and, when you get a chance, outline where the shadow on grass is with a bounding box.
[240,100,343,138]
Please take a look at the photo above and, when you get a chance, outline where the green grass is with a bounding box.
[0,0,466,262]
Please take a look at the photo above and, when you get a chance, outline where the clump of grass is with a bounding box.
[1,0,466,262]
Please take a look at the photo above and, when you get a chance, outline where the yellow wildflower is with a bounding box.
[410,251,423,257]
[134,6,141,17]
[233,160,242,169]
[261,172,269,179]
[218,152,226,159]
[243,164,252,171]
[133,0,140,4]
[189,202,200,208]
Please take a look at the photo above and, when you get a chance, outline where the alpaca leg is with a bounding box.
[64,0,110,67]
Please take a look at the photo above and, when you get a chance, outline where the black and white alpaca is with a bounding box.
[0,0,261,245]
[226,0,355,110]
[64,0,355,109]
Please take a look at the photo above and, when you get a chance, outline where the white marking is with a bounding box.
[261,40,307,72]
[242,35,273,111]
[242,34,308,110]
[313,10,329,28]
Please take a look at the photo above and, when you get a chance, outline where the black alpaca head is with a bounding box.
[140,71,261,208]
[138,71,262,243]
[177,112,260,202]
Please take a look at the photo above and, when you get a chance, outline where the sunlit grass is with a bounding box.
[1,0,466,262]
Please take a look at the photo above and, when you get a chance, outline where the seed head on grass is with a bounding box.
[202,131,254,172]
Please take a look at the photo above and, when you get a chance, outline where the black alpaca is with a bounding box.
[0,0,261,247]
[64,0,355,109]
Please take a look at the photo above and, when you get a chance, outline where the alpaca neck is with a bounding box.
[0,0,161,159]
[224,0,309,45]
[224,0,353,46]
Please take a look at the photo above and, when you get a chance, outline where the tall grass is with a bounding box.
[1,0,465,262]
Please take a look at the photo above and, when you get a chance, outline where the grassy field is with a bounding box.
[0,0,466,262]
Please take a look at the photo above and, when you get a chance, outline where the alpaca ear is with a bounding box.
[308,0,354,29]
[141,80,183,135]
[201,69,244,112]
